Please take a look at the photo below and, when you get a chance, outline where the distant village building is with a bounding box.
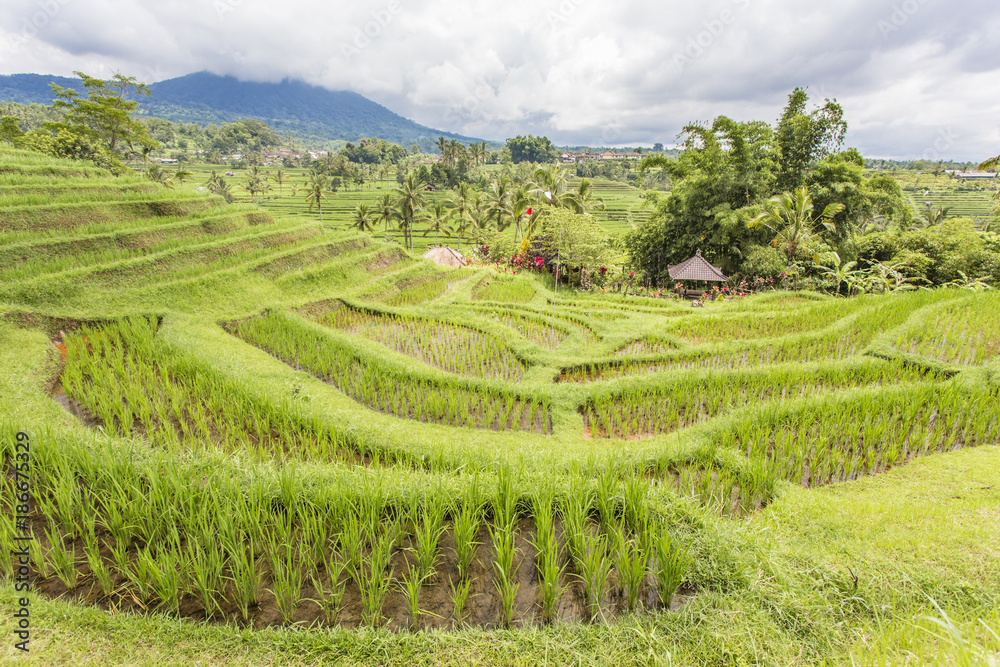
[945,170,997,179]
[559,151,643,163]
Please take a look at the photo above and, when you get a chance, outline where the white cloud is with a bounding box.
[0,0,997,159]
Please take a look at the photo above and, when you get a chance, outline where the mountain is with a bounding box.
[0,71,482,150]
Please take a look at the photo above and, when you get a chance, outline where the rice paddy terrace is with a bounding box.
[1,147,999,664]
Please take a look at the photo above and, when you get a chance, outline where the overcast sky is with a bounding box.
[0,0,997,160]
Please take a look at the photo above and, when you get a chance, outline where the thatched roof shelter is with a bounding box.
[668,250,727,282]
[422,246,467,268]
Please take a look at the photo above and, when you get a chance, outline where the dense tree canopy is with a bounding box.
[625,89,915,285]
[506,134,559,164]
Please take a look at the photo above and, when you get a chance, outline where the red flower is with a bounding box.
[599,266,607,274]
[526,207,533,215]
[628,272,634,278]
[534,256,544,267]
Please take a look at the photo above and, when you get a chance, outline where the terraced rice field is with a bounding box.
[2,147,999,664]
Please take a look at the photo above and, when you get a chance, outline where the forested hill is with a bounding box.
[0,71,481,150]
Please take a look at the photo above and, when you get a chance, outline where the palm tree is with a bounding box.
[487,175,513,231]
[304,172,329,223]
[509,184,533,243]
[422,202,453,246]
[139,143,155,174]
[243,165,269,204]
[350,203,376,234]
[375,192,398,242]
[435,137,448,164]
[270,169,290,197]
[922,205,951,226]
[395,172,427,250]
[568,178,605,214]
[531,165,575,208]
[467,193,491,238]
[173,167,193,185]
[747,186,845,268]
[446,183,474,250]
[205,170,233,203]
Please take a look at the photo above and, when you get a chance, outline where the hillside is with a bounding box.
[0,146,998,664]
[0,71,482,151]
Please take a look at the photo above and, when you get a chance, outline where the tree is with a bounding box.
[533,209,614,284]
[568,178,605,214]
[506,135,558,164]
[0,116,24,143]
[205,171,234,203]
[48,71,156,155]
[375,192,398,242]
[775,88,847,192]
[270,169,290,197]
[446,183,475,250]
[304,172,330,223]
[350,203,376,234]
[486,175,513,231]
[395,172,427,250]
[422,202,453,246]
[747,186,845,268]
[243,165,269,204]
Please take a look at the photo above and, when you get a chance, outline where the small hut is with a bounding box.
[422,246,467,268]
[668,250,727,297]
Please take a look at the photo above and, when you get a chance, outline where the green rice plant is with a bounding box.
[575,528,613,622]
[561,481,592,563]
[722,381,1000,488]
[493,467,519,530]
[451,500,482,583]
[186,539,225,618]
[595,468,619,534]
[472,306,570,350]
[269,543,304,625]
[315,302,528,381]
[48,473,82,539]
[614,522,650,613]
[489,519,520,628]
[232,310,550,435]
[59,317,358,464]
[578,526,614,613]
[530,490,566,625]
[84,536,114,597]
[358,521,398,627]
[653,524,690,608]
[310,548,347,626]
[581,358,936,439]
[228,541,262,623]
[622,476,650,533]
[448,575,473,627]
[399,562,429,629]
[340,512,366,585]
[147,548,183,615]
[299,506,330,569]
[0,510,17,580]
[412,500,447,581]
[44,526,78,590]
[128,548,159,606]
[29,536,50,579]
